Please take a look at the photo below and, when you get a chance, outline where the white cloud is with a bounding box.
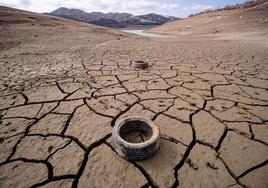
[183,4,214,11]
[0,0,180,14]
[161,3,180,9]
[0,0,214,17]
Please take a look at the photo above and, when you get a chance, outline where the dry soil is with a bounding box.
[0,4,268,188]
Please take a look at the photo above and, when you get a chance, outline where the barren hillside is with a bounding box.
[0,6,132,51]
[150,0,268,44]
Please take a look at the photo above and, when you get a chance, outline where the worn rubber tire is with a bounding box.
[112,116,160,161]
[132,61,149,68]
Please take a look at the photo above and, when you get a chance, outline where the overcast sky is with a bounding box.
[0,0,249,17]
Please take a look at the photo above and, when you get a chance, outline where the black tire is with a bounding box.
[112,116,160,161]
[132,61,149,68]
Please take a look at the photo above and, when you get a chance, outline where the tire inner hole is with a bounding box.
[119,120,153,143]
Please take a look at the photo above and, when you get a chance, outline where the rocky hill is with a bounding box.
[47,7,179,28]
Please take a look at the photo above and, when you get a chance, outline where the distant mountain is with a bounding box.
[91,18,125,28]
[47,7,180,28]
[104,13,132,22]
[124,13,178,25]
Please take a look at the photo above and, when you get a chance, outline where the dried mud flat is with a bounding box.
[0,5,268,188]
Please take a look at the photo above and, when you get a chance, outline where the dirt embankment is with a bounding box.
[149,0,268,45]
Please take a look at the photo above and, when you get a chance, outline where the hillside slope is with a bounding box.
[0,6,131,51]
[149,0,268,38]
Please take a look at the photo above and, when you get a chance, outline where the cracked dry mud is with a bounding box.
[1,6,268,188]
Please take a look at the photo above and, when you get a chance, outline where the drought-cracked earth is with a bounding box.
[0,11,268,188]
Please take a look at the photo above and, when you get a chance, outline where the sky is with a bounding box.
[0,0,250,17]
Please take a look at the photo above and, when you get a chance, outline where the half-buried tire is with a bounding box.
[132,60,149,68]
[112,116,160,161]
